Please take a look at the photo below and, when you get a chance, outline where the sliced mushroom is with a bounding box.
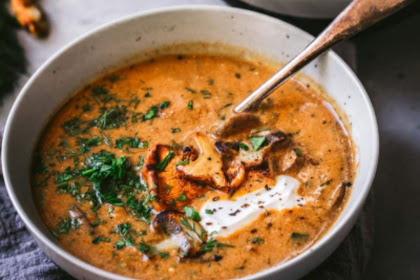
[214,131,309,179]
[214,113,261,137]
[177,133,245,192]
[152,211,206,256]
[142,145,206,211]
[233,131,288,168]
[278,148,299,172]
[275,145,309,173]
[225,161,246,188]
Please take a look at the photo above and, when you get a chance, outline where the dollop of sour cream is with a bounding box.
[199,175,304,237]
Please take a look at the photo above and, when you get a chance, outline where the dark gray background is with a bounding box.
[356,10,420,280]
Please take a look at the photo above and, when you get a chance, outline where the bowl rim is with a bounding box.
[2,4,379,280]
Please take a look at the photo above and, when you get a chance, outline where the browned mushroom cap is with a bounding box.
[214,113,261,137]
[278,147,300,172]
[177,133,245,192]
[152,211,206,256]
[274,143,314,174]
[142,145,206,212]
[214,130,306,179]
[153,210,183,235]
[215,141,240,159]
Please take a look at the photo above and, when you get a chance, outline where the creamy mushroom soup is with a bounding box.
[32,54,354,279]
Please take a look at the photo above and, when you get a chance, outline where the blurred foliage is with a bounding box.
[0,0,26,102]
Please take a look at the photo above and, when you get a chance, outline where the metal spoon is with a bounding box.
[234,0,414,113]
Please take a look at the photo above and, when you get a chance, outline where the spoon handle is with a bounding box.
[234,0,414,113]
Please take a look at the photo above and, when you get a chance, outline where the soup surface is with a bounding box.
[32,54,354,279]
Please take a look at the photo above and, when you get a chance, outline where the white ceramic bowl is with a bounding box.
[2,5,378,280]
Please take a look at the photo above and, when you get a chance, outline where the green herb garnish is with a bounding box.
[250,237,264,244]
[321,180,332,186]
[199,238,234,253]
[137,238,154,254]
[95,106,127,130]
[54,167,75,183]
[92,235,103,244]
[156,152,175,171]
[142,105,158,122]
[115,223,131,237]
[109,75,120,83]
[114,240,125,250]
[177,192,187,202]
[291,232,309,241]
[250,136,267,151]
[133,155,144,172]
[239,143,249,151]
[292,148,303,157]
[185,87,196,93]
[100,131,113,148]
[117,224,134,246]
[115,137,148,149]
[175,158,189,166]
[92,85,108,95]
[127,196,153,223]
[32,156,48,174]
[221,103,232,110]
[184,206,201,222]
[62,118,83,136]
[180,217,206,242]
[129,97,140,108]
[78,150,142,210]
[159,101,170,109]
[77,135,101,152]
[82,104,92,112]
[200,89,211,99]
[158,252,170,259]
[91,86,115,104]
[57,218,71,234]
[50,229,60,239]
